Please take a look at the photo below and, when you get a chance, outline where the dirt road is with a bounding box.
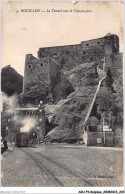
[1,144,123,187]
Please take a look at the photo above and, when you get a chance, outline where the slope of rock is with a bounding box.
[45,62,100,142]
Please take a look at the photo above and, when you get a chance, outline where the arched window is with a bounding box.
[40,62,44,67]
[28,64,32,69]
[53,52,58,57]
[97,41,101,45]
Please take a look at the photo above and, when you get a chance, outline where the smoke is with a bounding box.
[20,117,37,133]
[2,93,18,114]
[13,115,22,125]
[2,93,38,134]
[13,115,37,133]
[24,103,36,108]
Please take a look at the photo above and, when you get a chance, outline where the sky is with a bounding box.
[1,1,124,76]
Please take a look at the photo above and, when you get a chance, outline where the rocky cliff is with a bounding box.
[44,62,101,142]
[44,52,123,143]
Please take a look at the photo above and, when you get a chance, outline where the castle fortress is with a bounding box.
[22,33,121,105]
[6,33,122,144]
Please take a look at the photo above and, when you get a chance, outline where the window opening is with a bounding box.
[40,62,44,67]
[28,64,32,68]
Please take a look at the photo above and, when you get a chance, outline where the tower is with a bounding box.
[104,33,119,71]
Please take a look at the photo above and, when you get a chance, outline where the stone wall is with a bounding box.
[22,56,74,104]
[114,129,123,147]
[38,44,82,70]
[84,131,115,146]
[112,53,123,78]
[111,52,123,97]
[37,34,119,71]
[104,34,119,72]
[23,54,50,93]
[22,33,120,106]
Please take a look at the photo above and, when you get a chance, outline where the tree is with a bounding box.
[1,66,23,96]
[105,68,114,92]
[86,116,100,125]
[96,87,117,127]
[97,87,116,113]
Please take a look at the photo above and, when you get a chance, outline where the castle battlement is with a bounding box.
[22,33,120,105]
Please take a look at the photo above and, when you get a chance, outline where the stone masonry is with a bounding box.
[21,33,120,105]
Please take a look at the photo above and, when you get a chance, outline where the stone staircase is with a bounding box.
[83,65,106,126]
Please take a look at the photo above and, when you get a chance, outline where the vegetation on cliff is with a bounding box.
[1,56,123,145]
[1,65,23,96]
[45,60,123,142]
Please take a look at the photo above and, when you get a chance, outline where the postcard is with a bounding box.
[1,1,124,193]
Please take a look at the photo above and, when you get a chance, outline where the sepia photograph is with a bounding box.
[1,0,124,192]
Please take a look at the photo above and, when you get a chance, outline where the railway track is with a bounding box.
[22,147,92,186]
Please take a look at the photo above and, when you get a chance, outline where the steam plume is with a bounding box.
[2,93,18,114]
[20,117,37,133]
[2,93,38,134]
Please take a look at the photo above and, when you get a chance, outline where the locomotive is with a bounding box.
[15,133,29,147]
